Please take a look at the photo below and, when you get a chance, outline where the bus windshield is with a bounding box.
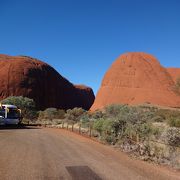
[7,108,20,119]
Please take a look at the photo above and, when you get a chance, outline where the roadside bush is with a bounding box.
[104,104,127,117]
[38,108,65,121]
[167,117,180,128]
[65,107,85,122]
[164,127,180,146]
[155,109,180,120]
[57,109,65,119]
[91,110,104,119]
[93,118,104,135]
[79,112,91,127]
[1,96,38,119]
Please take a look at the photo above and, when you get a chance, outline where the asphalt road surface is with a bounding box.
[0,126,179,180]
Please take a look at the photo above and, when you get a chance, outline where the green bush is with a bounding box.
[91,110,104,119]
[43,108,58,120]
[1,96,37,119]
[38,108,65,120]
[104,104,128,117]
[167,118,180,128]
[57,109,65,119]
[93,118,104,135]
[155,109,180,120]
[65,107,85,122]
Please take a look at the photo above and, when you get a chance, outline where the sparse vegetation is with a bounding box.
[2,97,178,168]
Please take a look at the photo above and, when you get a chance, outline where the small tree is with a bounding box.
[1,96,37,119]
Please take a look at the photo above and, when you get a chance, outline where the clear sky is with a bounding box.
[0,0,180,94]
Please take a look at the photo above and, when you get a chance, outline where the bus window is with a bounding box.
[0,109,5,118]
[7,108,20,119]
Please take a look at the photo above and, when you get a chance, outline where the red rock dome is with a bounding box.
[166,68,180,83]
[91,52,180,110]
[0,54,95,110]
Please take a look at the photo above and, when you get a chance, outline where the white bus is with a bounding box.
[0,104,21,125]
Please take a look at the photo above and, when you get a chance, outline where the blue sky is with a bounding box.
[0,0,180,94]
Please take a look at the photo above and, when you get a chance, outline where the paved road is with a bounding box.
[0,126,179,180]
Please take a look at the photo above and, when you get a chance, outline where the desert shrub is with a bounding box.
[104,104,127,117]
[38,108,65,120]
[65,107,85,122]
[102,119,116,143]
[152,115,165,122]
[167,118,180,128]
[93,118,104,135]
[1,96,37,119]
[164,127,180,146]
[57,109,65,119]
[155,109,180,120]
[137,123,154,138]
[79,112,91,127]
[91,110,104,119]
[42,108,58,120]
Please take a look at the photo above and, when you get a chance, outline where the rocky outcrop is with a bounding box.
[91,52,180,110]
[0,54,95,110]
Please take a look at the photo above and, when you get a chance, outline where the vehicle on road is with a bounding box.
[0,104,22,125]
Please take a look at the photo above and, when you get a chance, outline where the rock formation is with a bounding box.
[167,68,180,83]
[91,52,180,110]
[0,54,95,110]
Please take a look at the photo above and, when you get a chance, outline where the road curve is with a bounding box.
[0,126,179,180]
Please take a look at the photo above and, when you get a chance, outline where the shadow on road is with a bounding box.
[0,124,40,130]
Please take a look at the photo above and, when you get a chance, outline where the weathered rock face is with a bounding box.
[167,68,180,83]
[0,54,95,110]
[91,52,180,110]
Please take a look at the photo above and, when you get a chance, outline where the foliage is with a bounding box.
[167,117,180,128]
[57,109,65,119]
[164,127,180,146]
[38,108,65,120]
[91,110,104,119]
[104,104,127,117]
[152,115,165,122]
[65,107,85,122]
[1,96,37,119]
[93,118,104,135]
